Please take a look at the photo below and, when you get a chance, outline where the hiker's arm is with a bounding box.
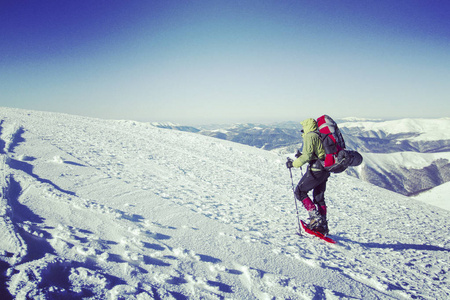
[293,134,314,168]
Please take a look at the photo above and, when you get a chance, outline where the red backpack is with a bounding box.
[316,115,362,173]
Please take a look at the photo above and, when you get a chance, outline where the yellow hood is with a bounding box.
[301,118,318,136]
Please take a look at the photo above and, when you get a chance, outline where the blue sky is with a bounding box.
[1,1,449,124]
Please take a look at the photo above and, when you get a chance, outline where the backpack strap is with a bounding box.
[313,130,330,141]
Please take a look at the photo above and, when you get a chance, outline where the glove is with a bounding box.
[286,158,294,169]
[295,150,302,158]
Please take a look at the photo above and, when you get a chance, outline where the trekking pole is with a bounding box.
[287,158,302,235]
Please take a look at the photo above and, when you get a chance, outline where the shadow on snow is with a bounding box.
[7,158,76,196]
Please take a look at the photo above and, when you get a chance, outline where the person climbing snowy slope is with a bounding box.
[286,118,330,235]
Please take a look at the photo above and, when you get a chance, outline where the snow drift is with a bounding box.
[0,107,449,299]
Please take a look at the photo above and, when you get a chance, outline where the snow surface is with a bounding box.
[340,118,450,141]
[413,181,450,211]
[0,107,449,299]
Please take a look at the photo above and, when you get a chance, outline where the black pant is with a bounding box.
[294,166,330,207]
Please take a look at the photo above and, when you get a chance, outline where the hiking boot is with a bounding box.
[307,209,321,227]
[307,209,329,235]
[314,221,329,235]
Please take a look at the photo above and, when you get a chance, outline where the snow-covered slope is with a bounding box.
[0,107,449,299]
[413,181,450,211]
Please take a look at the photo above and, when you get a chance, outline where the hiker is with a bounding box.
[286,118,329,235]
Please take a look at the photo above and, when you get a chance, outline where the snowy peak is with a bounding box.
[340,117,450,142]
[338,117,385,122]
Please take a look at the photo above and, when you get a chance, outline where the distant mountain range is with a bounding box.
[339,118,450,197]
[153,118,450,198]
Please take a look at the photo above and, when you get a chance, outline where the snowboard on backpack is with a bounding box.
[299,220,336,244]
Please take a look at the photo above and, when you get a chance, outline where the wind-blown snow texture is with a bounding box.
[0,107,449,299]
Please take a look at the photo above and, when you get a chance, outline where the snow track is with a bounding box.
[0,107,449,299]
